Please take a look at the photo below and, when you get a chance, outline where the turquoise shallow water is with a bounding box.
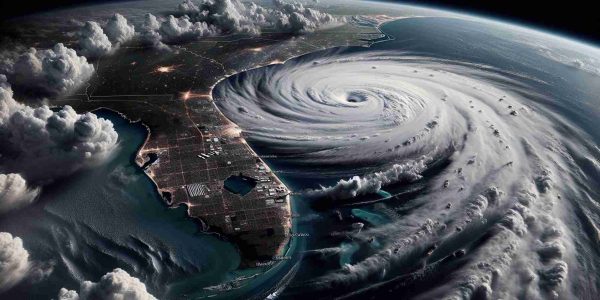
[351,208,390,226]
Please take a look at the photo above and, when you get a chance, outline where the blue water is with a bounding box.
[223,174,258,196]
[0,110,295,299]
[339,242,360,266]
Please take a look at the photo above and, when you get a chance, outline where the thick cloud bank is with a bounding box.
[141,0,343,47]
[0,74,118,206]
[1,44,94,101]
[58,268,157,300]
[78,14,135,58]
[307,157,428,200]
[213,49,600,299]
[0,232,30,292]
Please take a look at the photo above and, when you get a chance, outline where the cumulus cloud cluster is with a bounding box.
[0,232,30,292]
[78,21,112,58]
[0,74,118,209]
[78,13,135,58]
[58,268,157,300]
[104,13,136,44]
[271,0,341,33]
[140,0,343,48]
[0,43,94,102]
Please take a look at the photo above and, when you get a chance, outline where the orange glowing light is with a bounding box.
[154,65,178,74]
[248,47,264,52]
[180,91,211,100]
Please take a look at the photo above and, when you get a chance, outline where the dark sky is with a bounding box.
[1,0,600,45]
[381,0,600,45]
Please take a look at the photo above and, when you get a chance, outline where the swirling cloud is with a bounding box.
[213,49,598,298]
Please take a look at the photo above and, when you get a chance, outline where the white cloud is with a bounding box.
[104,13,135,45]
[159,15,219,43]
[58,288,79,300]
[192,0,266,35]
[3,43,94,101]
[58,268,157,300]
[271,0,342,33]
[178,0,201,13]
[78,21,113,58]
[140,0,344,48]
[78,14,135,58]
[139,13,164,48]
[0,232,30,292]
[0,173,40,213]
[139,13,219,47]
[0,74,118,205]
[142,0,344,48]
[306,157,428,201]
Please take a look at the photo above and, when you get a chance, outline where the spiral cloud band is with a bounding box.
[213,48,600,298]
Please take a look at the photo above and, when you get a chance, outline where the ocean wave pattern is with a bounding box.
[213,47,600,299]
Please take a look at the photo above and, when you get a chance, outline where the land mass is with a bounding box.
[56,19,385,267]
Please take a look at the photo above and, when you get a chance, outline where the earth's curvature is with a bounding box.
[0,1,599,299]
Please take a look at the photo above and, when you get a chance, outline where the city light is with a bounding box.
[154,65,177,73]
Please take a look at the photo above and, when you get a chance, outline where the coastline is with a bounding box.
[80,14,404,297]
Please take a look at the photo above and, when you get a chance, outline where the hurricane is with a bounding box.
[213,37,600,298]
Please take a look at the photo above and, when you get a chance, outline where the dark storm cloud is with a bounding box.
[58,268,157,300]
